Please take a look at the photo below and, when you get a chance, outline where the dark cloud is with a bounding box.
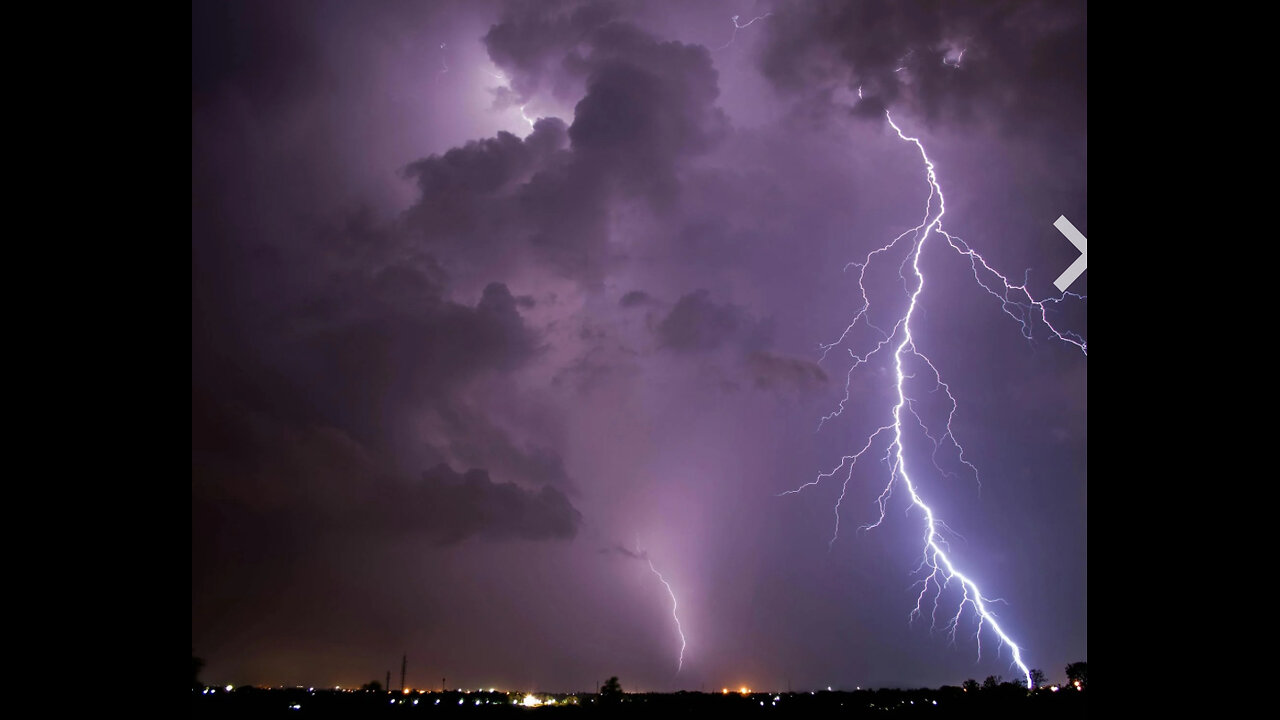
[405,463,581,545]
[744,350,829,393]
[441,416,578,493]
[760,0,1086,140]
[550,342,642,395]
[619,290,657,308]
[191,0,319,105]
[482,0,622,103]
[401,118,587,281]
[599,543,646,561]
[399,4,731,286]
[566,22,728,197]
[193,201,572,528]
[404,121,569,202]
[193,398,580,548]
[285,275,539,442]
[657,289,772,353]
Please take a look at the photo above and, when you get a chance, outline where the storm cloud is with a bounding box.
[760,0,1087,141]
[657,289,771,353]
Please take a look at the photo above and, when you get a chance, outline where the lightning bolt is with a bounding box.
[715,12,773,51]
[519,104,537,130]
[943,48,967,69]
[482,64,538,135]
[784,111,1086,690]
[639,544,686,676]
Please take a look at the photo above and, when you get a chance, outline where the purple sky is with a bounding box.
[193,0,1086,693]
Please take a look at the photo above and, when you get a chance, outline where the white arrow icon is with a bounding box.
[1052,215,1087,292]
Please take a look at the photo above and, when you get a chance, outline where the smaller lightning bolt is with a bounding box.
[484,65,539,135]
[437,43,449,77]
[715,12,773,51]
[638,542,686,676]
[943,48,966,68]
[891,49,915,75]
[519,104,537,130]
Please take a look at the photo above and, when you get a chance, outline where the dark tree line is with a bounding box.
[1066,661,1088,689]
[600,676,623,704]
[964,661,1087,693]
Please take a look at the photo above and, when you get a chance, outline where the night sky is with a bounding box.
[192,0,1086,694]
